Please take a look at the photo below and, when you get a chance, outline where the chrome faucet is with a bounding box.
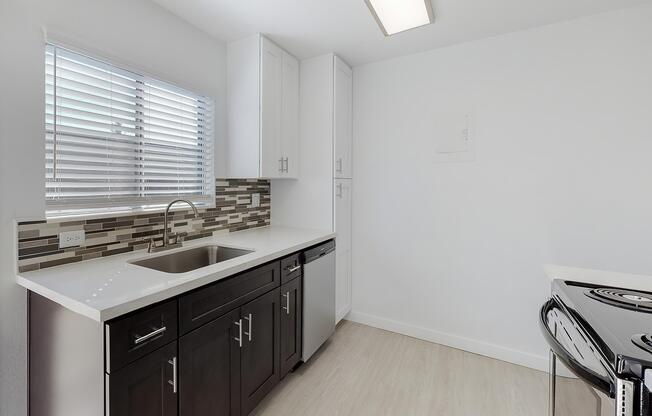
[148,199,199,253]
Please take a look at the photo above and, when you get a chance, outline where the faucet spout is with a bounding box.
[163,199,199,248]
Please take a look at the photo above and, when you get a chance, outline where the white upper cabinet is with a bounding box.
[227,35,299,179]
[281,51,299,178]
[334,56,353,179]
[260,38,283,177]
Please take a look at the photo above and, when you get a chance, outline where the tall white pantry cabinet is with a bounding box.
[333,56,353,322]
[271,53,354,323]
[227,34,299,179]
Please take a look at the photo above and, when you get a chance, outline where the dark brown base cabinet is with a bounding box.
[28,248,318,416]
[107,342,178,416]
[179,309,241,416]
[179,289,281,416]
[240,289,282,414]
[280,277,302,378]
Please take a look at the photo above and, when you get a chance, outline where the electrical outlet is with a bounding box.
[59,230,85,248]
[252,193,261,208]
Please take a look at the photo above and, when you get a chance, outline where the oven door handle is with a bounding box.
[539,299,614,398]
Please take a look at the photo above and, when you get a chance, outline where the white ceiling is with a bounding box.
[152,0,650,66]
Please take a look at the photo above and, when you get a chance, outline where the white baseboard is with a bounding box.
[346,310,550,373]
[336,306,351,324]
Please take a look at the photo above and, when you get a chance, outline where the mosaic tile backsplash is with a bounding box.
[17,179,270,273]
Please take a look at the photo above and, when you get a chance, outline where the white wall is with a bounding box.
[351,4,652,371]
[0,1,226,414]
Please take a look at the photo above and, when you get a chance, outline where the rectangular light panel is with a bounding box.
[365,0,434,36]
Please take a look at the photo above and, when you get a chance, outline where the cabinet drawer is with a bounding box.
[179,261,281,334]
[105,299,178,373]
[280,253,302,284]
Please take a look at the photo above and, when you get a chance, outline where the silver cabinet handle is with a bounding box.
[167,356,177,393]
[286,265,301,273]
[283,292,290,315]
[336,158,343,173]
[336,183,343,198]
[234,319,243,347]
[279,158,284,173]
[244,313,253,342]
[283,157,289,173]
[134,326,167,345]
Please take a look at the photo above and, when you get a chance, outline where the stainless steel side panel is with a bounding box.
[302,250,336,361]
[29,292,104,416]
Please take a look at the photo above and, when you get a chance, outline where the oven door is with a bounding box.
[540,299,620,416]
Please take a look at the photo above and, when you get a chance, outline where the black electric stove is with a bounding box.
[541,280,652,416]
[553,280,652,377]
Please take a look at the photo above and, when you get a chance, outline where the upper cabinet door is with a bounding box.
[227,35,299,179]
[281,51,299,179]
[260,37,284,178]
[334,56,353,179]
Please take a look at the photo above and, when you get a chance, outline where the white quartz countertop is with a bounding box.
[544,264,652,293]
[16,226,335,322]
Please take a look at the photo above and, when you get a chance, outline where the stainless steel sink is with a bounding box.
[131,245,254,273]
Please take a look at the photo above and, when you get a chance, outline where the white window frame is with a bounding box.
[45,43,215,218]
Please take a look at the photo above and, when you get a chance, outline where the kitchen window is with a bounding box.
[45,44,214,218]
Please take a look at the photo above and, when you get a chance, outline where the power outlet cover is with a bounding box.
[59,230,85,248]
[252,193,261,208]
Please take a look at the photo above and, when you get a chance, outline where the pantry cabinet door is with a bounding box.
[260,37,284,178]
[334,56,352,179]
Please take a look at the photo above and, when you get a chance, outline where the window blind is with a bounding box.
[45,44,215,217]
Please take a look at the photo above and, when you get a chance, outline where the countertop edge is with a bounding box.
[17,274,102,321]
[16,228,335,322]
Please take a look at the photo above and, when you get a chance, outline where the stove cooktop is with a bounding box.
[553,280,652,378]
[587,288,652,313]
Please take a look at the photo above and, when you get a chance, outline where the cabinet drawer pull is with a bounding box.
[134,326,167,345]
[284,157,289,173]
[336,183,343,198]
[283,292,290,315]
[285,265,301,273]
[167,356,177,393]
[279,158,284,173]
[336,158,343,173]
[234,319,243,347]
[244,313,253,342]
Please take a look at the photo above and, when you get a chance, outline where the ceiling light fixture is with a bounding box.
[364,0,434,36]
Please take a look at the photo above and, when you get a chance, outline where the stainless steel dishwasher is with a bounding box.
[302,240,336,362]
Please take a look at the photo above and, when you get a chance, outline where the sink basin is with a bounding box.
[131,245,254,274]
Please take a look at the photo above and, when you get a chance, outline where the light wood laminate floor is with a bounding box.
[253,320,598,416]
